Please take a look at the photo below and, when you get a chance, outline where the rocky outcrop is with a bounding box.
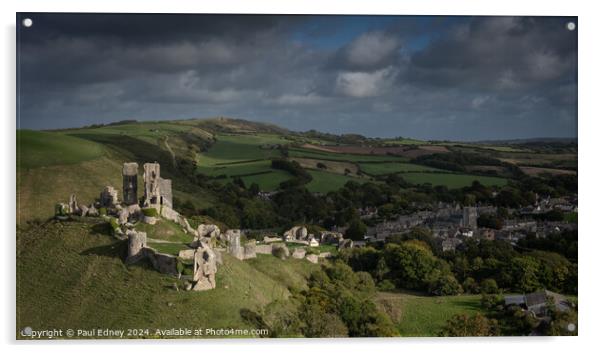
[292,248,306,259]
[192,244,218,291]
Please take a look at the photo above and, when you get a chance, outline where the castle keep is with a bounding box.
[119,162,172,209]
[143,162,173,209]
[122,162,139,205]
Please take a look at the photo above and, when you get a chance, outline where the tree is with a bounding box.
[480,278,499,294]
[429,274,463,296]
[345,218,367,241]
[509,257,541,292]
[439,313,500,337]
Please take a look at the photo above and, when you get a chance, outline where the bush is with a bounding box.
[480,293,503,310]
[439,313,500,337]
[142,207,159,217]
[480,278,500,294]
[377,279,396,291]
[429,274,463,296]
[99,207,107,216]
[462,277,480,294]
[108,217,120,234]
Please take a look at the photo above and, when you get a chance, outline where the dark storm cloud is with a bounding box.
[17,14,577,140]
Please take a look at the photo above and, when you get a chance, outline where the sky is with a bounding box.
[17,14,577,141]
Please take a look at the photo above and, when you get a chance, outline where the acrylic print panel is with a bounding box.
[16,13,578,339]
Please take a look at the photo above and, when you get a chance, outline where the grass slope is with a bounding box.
[17,219,319,338]
[375,291,484,336]
[17,128,215,223]
[17,130,104,169]
[306,170,370,193]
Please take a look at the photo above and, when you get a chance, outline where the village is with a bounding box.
[355,193,577,252]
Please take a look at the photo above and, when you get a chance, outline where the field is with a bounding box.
[16,219,319,338]
[306,170,370,193]
[400,172,508,188]
[359,162,441,175]
[375,291,484,336]
[288,147,409,162]
[197,134,288,165]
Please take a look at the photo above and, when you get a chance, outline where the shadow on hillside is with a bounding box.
[88,221,113,237]
[69,133,177,176]
[80,240,127,260]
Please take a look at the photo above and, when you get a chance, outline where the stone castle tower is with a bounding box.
[143,162,173,209]
[122,162,139,205]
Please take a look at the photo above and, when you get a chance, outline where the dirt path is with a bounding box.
[162,136,177,167]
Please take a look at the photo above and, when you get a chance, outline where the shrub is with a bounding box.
[481,293,503,310]
[480,278,500,294]
[429,274,463,296]
[99,207,107,216]
[439,313,500,337]
[377,279,396,291]
[108,217,120,234]
[142,207,159,217]
[462,277,480,294]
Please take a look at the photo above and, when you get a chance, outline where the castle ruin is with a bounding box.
[142,162,173,209]
[119,162,173,209]
[122,162,139,205]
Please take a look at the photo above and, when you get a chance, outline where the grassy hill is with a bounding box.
[16,219,319,338]
[17,217,487,338]
[375,291,484,336]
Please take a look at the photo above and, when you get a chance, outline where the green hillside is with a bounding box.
[17,130,104,169]
[17,219,319,337]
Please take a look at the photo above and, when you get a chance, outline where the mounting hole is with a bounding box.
[22,18,33,28]
[566,22,576,31]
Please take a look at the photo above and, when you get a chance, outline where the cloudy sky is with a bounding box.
[17,14,577,140]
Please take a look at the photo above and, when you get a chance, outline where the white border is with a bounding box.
[2,1,601,352]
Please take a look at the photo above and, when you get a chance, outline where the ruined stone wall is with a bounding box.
[143,163,161,207]
[158,178,173,208]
